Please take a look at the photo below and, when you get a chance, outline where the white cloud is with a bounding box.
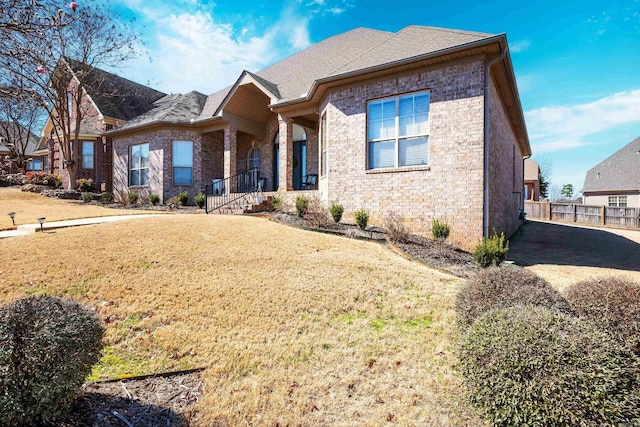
[510,39,530,53]
[118,5,313,94]
[303,0,351,15]
[525,89,640,153]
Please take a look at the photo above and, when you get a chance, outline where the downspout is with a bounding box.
[483,47,507,238]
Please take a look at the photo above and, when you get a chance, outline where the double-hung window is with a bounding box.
[27,159,43,171]
[608,196,627,207]
[82,141,94,169]
[129,143,149,186]
[367,91,430,169]
[173,141,193,186]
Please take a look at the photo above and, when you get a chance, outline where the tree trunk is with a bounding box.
[67,163,77,190]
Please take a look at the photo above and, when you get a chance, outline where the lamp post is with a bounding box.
[36,217,46,233]
[7,212,15,226]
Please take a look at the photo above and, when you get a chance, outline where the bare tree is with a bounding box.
[0,83,45,172]
[1,1,138,189]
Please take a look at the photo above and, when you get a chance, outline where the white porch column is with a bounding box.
[223,126,237,178]
[278,114,293,191]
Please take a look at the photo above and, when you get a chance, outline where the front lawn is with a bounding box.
[0,215,481,426]
[0,187,161,230]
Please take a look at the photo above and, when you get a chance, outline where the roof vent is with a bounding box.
[596,172,600,179]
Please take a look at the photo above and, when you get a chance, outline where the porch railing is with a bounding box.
[205,168,259,213]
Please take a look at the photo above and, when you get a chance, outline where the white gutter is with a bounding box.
[483,47,507,238]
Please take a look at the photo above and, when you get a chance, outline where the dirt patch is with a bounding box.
[56,371,202,426]
[266,212,479,278]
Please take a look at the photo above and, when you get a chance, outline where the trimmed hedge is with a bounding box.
[459,307,640,426]
[0,295,104,425]
[455,266,573,330]
[567,277,640,355]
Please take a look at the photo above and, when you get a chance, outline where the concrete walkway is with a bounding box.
[0,214,165,239]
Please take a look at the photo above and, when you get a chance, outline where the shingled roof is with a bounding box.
[116,91,208,131]
[113,25,501,131]
[67,59,166,121]
[0,121,42,156]
[582,137,640,193]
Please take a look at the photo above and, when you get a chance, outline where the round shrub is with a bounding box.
[354,208,369,230]
[177,191,189,206]
[455,266,572,330]
[459,307,640,426]
[567,277,640,355]
[431,219,450,240]
[330,201,344,223]
[295,195,308,217]
[0,295,104,425]
[149,193,161,205]
[195,192,205,209]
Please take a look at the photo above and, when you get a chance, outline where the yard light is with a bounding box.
[7,212,15,226]
[37,217,46,232]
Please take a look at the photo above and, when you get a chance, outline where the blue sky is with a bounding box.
[112,0,640,195]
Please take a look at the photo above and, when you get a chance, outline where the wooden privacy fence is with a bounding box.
[524,201,640,228]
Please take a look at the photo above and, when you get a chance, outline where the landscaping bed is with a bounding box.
[57,371,201,426]
[266,211,479,278]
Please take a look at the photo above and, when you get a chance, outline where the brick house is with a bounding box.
[582,136,640,208]
[107,25,531,250]
[524,159,540,201]
[38,59,165,191]
[0,122,48,173]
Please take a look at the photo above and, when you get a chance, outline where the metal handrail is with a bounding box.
[205,168,259,213]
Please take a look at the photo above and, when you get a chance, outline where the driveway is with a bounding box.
[507,219,640,291]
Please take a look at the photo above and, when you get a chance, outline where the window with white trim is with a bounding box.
[129,143,149,186]
[320,112,327,176]
[173,140,193,186]
[82,141,94,169]
[367,91,430,169]
[608,196,627,207]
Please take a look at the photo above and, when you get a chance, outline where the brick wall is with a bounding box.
[320,60,486,250]
[488,75,524,239]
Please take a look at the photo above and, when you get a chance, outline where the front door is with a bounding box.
[292,140,306,191]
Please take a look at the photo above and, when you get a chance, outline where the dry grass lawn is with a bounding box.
[0,187,158,230]
[0,215,482,426]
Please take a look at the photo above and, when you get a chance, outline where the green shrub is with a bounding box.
[455,266,573,330]
[472,232,508,267]
[431,219,450,241]
[270,195,283,212]
[295,195,308,217]
[76,178,96,193]
[459,307,640,426]
[149,193,160,206]
[330,202,344,223]
[177,191,189,206]
[0,295,104,425]
[354,208,369,230]
[195,192,205,209]
[100,191,114,204]
[81,192,93,203]
[384,211,410,243]
[127,191,139,205]
[567,277,640,355]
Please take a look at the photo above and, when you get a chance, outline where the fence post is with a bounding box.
[547,201,551,221]
[602,205,605,226]
[574,204,577,222]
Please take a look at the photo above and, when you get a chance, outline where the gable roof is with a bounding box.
[582,136,640,193]
[67,59,166,121]
[0,121,43,156]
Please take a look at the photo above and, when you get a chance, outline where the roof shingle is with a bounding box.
[582,137,640,192]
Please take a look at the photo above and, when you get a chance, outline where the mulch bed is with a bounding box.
[266,212,479,278]
[56,371,202,426]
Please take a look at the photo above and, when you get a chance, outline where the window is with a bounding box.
[320,112,327,176]
[129,143,149,186]
[173,140,193,185]
[27,159,43,171]
[608,196,627,207]
[82,141,94,169]
[247,147,260,171]
[367,91,430,169]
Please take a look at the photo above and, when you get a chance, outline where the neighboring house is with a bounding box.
[524,158,540,201]
[37,59,166,191]
[104,25,530,250]
[582,136,640,208]
[0,122,48,173]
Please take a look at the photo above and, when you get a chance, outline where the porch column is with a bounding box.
[224,126,237,178]
[278,114,293,191]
